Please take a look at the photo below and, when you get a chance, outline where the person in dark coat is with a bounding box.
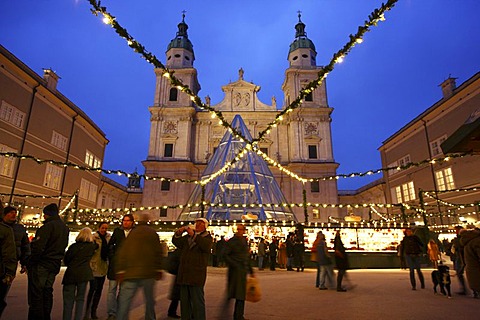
[0,209,17,317]
[62,228,97,320]
[172,218,213,320]
[293,236,305,272]
[223,224,254,320]
[317,232,335,290]
[401,228,425,290]
[115,214,163,320]
[2,206,30,273]
[167,248,181,319]
[27,203,69,320]
[452,226,467,295]
[460,228,480,298]
[1,206,29,316]
[105,214,134,320]
[334,230,349,292]
[268,238,278,271]
[286,233,295,271]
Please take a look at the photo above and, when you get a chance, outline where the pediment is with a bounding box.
[211,70,277,112]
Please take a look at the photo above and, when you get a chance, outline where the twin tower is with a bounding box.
[142,14,339,222]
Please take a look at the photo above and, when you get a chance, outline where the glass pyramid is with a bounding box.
[178,115,296,222]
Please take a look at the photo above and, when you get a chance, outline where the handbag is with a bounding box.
[245,276,261,303]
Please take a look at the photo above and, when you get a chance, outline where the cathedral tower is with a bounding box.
[142,14,201,220]
[281,13,339,220]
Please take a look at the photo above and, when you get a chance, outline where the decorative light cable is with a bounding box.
[59,193,77,216]
[423,191,478,208]
[87,0,398,151]
[370,205,389,221]
[425,186,480,194]
[0,192,73,200]
[2,151,475,186]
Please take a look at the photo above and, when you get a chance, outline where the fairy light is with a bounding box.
[87,0,399,155]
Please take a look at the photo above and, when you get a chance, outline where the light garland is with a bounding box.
[0,192,73,200]
[87,0,399,163]
[423,191,478,209]
[3,151,474,186]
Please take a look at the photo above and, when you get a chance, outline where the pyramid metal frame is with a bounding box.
[178,115,297,222]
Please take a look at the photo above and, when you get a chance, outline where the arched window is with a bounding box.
[169,88,178,101]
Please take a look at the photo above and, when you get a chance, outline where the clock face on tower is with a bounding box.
[164,121,178,134]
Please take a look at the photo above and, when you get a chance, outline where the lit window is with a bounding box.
[44,164,63,190]
[0,144,16,177]
[392,181,416,203]
[435,168,455,191]
[85,150,102,168]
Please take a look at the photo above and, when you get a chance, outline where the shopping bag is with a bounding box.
[245,276,261,303]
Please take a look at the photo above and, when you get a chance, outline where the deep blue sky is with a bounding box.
[1,1,479,190]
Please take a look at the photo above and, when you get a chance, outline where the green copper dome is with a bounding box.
[288,13,316,54]
[167,14,194,53]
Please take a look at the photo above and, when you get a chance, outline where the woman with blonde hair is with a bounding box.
[84,222,111,320]
[62,227,97,320]
[427,239,441,268]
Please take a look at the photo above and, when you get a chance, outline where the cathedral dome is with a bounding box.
[167,14,194,54]
[288,13,316,54]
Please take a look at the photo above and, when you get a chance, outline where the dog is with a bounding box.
[431,264,451,298]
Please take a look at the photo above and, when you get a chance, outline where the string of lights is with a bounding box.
[0,192,73,200]
[87,0,398,153]
[2,151,474,186]
[423,191,479,208]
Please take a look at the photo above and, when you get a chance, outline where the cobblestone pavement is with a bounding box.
[4,266,479,319]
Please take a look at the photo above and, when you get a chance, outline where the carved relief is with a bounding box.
[304,122,318,136]
[244,93,250,106]
[163,121,178,134]
[212,126,224,138]
[233,92,251,108]
[234,92,242,106]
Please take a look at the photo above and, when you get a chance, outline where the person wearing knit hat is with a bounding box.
[27,202,69,319]
[195,218,209,228]
[43,203,59,217]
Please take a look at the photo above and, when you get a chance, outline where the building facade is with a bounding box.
[379,72,480,226]
[0,45,108,220]
[142,16,339,222]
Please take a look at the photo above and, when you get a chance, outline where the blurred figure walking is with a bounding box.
[401,228,425,290]
[62,228,97,320]
[334,230,349,292]
[223,224,254,320]
[172,218,213,320]
[115,214,163,320]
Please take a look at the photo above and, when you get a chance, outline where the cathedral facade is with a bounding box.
[142,15,339,222]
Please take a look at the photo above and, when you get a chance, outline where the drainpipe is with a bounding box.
[58,114,77,209]
[421,119,444,224]
[9,83,40,203]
